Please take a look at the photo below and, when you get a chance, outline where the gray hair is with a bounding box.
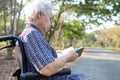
[25,0,52,22]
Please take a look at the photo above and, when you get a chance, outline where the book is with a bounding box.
[57,47,84,57]
[76,47,84,57]
[57,47,74,57]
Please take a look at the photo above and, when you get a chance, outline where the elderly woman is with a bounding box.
[19,0,90,80]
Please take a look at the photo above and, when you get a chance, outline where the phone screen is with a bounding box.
[76,47,84,56]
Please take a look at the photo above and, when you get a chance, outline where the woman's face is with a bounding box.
[38,12,52,32]
[44,14,52,31]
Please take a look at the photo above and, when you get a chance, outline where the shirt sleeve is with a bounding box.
[23,30,55,72]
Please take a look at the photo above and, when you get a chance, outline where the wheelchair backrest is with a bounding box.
[0,35,71,80]
[0,36,27,73]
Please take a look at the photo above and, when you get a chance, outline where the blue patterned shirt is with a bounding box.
[19,24,67,80]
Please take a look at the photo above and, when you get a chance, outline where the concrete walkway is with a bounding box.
[70,47,120,80]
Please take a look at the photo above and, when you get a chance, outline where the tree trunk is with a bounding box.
[16,0,23,35]
[3,0,18,59]
[47,0,65,43]
[5,42,14,60]
[3,0,7,35]
[10,0,17,35]
[69,37,73,47]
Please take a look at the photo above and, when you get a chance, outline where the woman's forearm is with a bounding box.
[39,54,69,76]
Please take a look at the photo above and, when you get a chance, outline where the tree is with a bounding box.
[45,0,120,47]
[0,0,24,59]
[87,25,120,49]
[62,20,85,46]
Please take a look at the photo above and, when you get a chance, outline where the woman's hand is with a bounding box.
[67,49,78,62]
[56,50,63,54]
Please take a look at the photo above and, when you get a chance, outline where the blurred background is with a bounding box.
[0,0,120,80]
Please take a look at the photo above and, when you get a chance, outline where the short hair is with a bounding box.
[24,0,52,22]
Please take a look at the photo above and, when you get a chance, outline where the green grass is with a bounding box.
[0,42,6,47]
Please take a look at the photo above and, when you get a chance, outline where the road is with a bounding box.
[70,47,120,80]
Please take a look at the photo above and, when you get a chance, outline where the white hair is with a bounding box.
[24,0,52,22]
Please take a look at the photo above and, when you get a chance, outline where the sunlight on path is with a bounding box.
[84,54,120,61]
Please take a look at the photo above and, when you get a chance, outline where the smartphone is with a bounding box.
[76,47,84,57]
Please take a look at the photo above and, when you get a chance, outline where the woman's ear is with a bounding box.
[37,12,42,19]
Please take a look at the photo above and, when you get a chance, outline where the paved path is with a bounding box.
[70,47,120,80]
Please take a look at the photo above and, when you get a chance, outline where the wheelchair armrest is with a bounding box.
[20,68,71,80]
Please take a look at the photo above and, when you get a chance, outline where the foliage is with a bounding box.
[62,20,85,39]
[0,0,25,59]
[85,26,120,51]
[74,0,120,26]
[45,0,120,48]
[0,0,25,36]
[0,0,120,49]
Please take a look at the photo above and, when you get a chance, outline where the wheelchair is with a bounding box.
[0,35,71,80]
